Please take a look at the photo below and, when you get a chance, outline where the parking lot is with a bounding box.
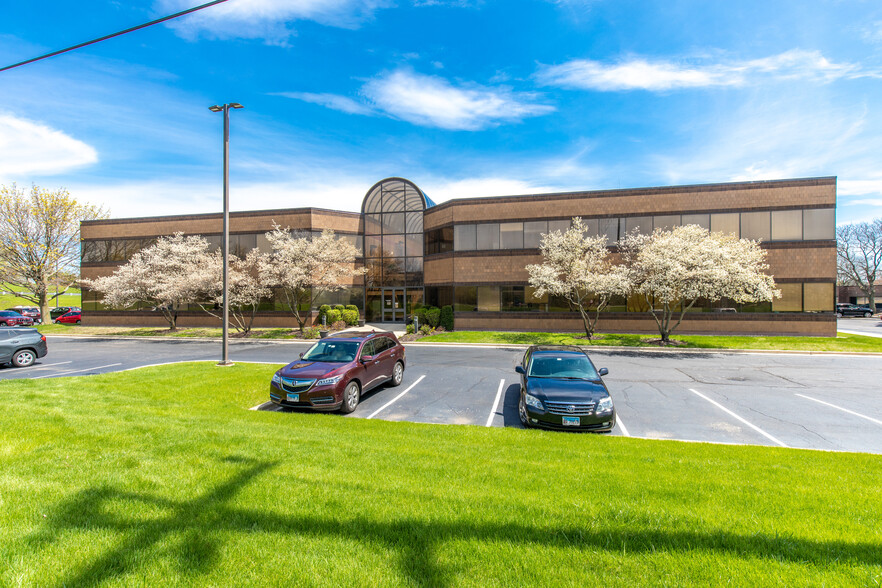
[4,335,881,454]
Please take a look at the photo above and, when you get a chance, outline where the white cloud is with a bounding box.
[0,113,98,179]
[279,69,555,130]
[536,49,873,92]
[156,0,392,43]
[420,177,561,203]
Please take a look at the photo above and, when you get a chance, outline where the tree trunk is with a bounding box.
[577,304,594,339]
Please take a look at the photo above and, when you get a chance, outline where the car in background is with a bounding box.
[0,310,34,327]
[50,306,81,320]
[835,304,875,318]
[0,327,47,367]
[270,331,406,413]
[515,345,616,432]
[54,310,81,324]
[7,306,41,324]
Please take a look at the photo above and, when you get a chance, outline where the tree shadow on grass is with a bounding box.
[29,455,882,587]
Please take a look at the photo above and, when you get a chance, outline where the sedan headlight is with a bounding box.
[316,375,343,387]
[271,372,281,385]
[524,393,544,411]
[596,396,614,413]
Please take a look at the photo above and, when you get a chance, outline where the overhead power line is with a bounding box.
[0,0,231,73]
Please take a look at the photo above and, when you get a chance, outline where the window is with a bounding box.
[382,234,406,257]
[523,221,547,248]
[405,234,423,257]
[580,218,599,238]
[804,283,834,312]
[476,224,500,250]
[772,210,803,241]
[500,286,528,311]
[622,216,652,236]
[711,213,739,236]
[405,212,423,234]
[425,227,453,254]
[653,215,680,231]
[454,225,476,251]
[598,218,618,243]
[500,222,524,249]
[682,214,709,229]
[477,286,500,311]
[454,286,477,311]
[803,208,835,240]
[740,211,770,241]
[547,220,570,234]
[773,283,803,312]
[360,340,375,358]
[383,212,406,234]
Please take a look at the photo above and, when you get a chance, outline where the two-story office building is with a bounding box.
[80,176,837,336]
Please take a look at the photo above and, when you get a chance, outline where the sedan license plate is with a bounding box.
[286,393,299,403]
[562,416,580,427]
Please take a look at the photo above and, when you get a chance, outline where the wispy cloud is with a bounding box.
[279,69,555,130]
[0,113,97,180]
[155,0,393,44]
[536,49,874,92]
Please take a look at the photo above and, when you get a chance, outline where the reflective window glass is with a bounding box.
[580,218,599,238]
[772,210,803,241]
[547,220,570,234]
[804,283,834,312]
[454,225,476,251]
[598,218,618,243]
[523,221,547,248]
[454,286,477,311]
[682,214,710,229]
[425,227,453,254]
[500,222,524,249]
[383,212,405,234]
[653,215,680,231]
[363,186,383,213]
[405,212,423,234]
[256,233,272,254]
[740,211,770,241]
[383,234,406,257]
[364,214,383,235]
[384,259,405,286]
[773,283,803,311]
[405,233,423,257]
[477,224,500,250]
[382,188,406,212]
[711,213,740,236]
[364,236,382,258]
[477,286,500,311]
[622,216,652,236]
[803,208,835,240]
[405,188,424,212]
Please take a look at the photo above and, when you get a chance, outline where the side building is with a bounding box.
[80,176,838,336]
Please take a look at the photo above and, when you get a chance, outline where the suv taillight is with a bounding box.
[41,335,46,342]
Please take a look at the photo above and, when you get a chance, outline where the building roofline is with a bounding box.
[425,176,837,213]
[81,206,361,227]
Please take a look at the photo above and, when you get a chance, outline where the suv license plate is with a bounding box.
[562,416,580,426]
[286,393,299,402]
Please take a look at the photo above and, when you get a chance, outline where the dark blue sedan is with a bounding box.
[515,345,615,432]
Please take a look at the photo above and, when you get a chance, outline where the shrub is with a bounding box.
[345,304,358,312]
[330,320,347,331]
[303,327,320,339]
[440,305,454,331]
[419,325,434,336]
[326,309,342,324]
[334,304,345,312]
[406,324,415,335]
[425,307,441,328]
[341,309,359,326]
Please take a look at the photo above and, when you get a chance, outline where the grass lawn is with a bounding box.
[1,363,880,586]
[0,289,81,311]
[420,330,882,352]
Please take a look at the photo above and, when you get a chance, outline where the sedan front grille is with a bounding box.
[545,401,597,416]
[281,378,315,394]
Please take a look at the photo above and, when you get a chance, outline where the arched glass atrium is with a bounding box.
[362,178,434,322]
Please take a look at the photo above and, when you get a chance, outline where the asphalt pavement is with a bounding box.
[3,335,881,454]
[837,316,882,338]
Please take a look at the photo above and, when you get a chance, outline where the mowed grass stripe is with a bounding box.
[1,363,880,586]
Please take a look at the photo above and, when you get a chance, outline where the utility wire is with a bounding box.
[0,0,231,73]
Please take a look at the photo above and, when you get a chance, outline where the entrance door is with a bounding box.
[382,288,405,322]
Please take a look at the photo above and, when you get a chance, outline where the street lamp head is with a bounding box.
[208,105,223,112]
[230,103,244,109]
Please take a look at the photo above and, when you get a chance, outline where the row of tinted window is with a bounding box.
[438,208,835,252]
[425,283,834,313]
[363,212,423,235]
[82,231,364,263]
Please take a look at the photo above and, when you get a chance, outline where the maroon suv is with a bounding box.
[0,310,34,327]
[270,331,406,413]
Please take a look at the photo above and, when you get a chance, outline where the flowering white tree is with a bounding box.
[526,217,630,339]
[258,226,364,333]
[84,233,211,330]
[619,224,779,343]
[195,248,270,335]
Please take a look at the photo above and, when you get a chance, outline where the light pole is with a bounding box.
[209,102,243,366]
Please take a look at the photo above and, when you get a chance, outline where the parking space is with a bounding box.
[7,336,882,454]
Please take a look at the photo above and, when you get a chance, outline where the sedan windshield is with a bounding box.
[528,353,599,379]
[302,341,359,363]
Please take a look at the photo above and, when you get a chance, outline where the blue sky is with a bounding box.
[1,0,881,222]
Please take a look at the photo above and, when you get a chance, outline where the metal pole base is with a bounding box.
[216,361,235,367]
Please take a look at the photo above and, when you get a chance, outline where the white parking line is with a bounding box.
[795,393,882,427]
[30,361,73,370]
[366,375,426,420]
[485,379,506,427]
[615,415,630,437]
[32,363,123,379]
[688,388,788,448]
